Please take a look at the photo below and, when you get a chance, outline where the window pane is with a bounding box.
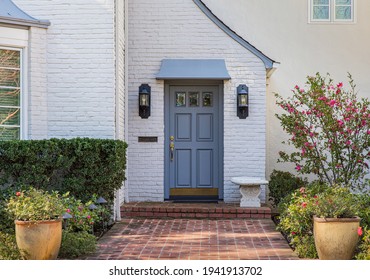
[202,92,213,107]
[336,6,352,19]
[313,0,329,4]
[313,6,330,19]
[336,0,351,5]
[0,88,20,106]
[176,92,186,107]
[0,127,20,141]
[189,92,199,107]
[0,107,20,126]
[0,68,20,87]
[0,49,20,68]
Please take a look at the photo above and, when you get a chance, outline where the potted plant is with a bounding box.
[6,188,65,260]
[312,187,361,260]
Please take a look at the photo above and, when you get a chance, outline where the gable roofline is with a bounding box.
[193,0,277,69]
[0,0,50,28]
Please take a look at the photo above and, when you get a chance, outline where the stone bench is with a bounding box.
[231,177,269,208]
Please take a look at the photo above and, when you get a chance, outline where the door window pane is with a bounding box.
[189,92,199,107]
[202,92,213,107]
[176,92,186,107]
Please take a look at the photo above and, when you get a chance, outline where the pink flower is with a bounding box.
[358,227,363,236]
[87,215,91,219]
[337,82,343,88]
[337,120,344,126]
[66,209,71,213]
[328,100,336,107]
[295,85,299,90]
[300,187,306,193]
[295,165,302,171]
[345,140,351,146]
[291,232,297,235]
[318,96,326,101]
[301,202,307,208]
[367,130,370,135]
[313,195,318,199]
[16,192,21,197]
[309,132,314,137]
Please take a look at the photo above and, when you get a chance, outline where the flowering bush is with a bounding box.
[62,194,104,233]
[275,73,370,190]
[6,188,65,221]
[278,182,368,258]
[356,229,370,260]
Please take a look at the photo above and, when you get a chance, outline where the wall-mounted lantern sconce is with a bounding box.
[237,84,249,119]
[139,84,151,119]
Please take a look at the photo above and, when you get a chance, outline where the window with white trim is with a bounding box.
[0,48,22,140]
[310,0,354,22]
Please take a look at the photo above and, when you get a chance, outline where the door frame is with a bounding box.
[164,80,224,200]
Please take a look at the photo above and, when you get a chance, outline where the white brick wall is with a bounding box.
[15,0,116,139]
[28,27,48,139]
[128,0,267,202]
[115,0,127,207]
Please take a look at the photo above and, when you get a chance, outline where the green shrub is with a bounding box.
[277,182,328,258]
[58,231,97,259]
[356,229,370,260]
[0,232,21,260]
[268,170,308,207]
[62,194,107,233]
[7,188,65,221]
[0,138,127,203]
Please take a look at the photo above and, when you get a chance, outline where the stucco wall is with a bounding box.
[14,0,116,139]
[202,0,370,179]
[128,0,267,202]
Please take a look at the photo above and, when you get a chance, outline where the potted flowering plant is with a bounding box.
[6,187,65,260]
[311,187,361,260]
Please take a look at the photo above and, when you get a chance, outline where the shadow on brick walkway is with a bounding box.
[85,219,298,260]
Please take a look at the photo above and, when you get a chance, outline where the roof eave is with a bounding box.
[0,16,50,28]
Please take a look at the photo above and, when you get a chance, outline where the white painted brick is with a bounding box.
[128,0,267,203]
[14,0,116,139]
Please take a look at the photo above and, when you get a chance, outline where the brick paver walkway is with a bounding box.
[85,218,298,260]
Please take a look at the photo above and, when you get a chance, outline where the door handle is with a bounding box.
[170,142,175,161]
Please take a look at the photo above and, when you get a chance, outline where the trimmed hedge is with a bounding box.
[0,138,127,203]
[268,170,308,207]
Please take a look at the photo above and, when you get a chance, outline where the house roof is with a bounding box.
[193,0,277,69]
[0,0,50,28]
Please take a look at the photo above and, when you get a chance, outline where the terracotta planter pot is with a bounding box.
[313,216,361,260]
[15,219,62,260]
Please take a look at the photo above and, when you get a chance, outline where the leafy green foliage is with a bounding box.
[0,231,21,260]
[0,138,127,203]
[278,182,368,259]
[268,170,308,207]
[275,73,370,190]
[62,194,107,233]
[356,229,370,260]
[58,231,97,259]
[6,188,65,221]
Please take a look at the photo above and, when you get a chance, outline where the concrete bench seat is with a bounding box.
[231,177,268,208]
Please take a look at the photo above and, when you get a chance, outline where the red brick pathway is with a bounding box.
[85,219,298,260]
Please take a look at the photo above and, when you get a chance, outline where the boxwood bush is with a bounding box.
[0,138,127,203]
[268,170,308,207]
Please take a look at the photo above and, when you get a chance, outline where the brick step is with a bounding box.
[120,202,271,219]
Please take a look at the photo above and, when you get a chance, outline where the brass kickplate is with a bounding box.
[170,188,218,196]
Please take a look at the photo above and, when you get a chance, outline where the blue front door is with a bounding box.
[167,85,221,199]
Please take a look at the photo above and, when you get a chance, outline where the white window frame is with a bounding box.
[309,0,355,23]
[0,46,27,140]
